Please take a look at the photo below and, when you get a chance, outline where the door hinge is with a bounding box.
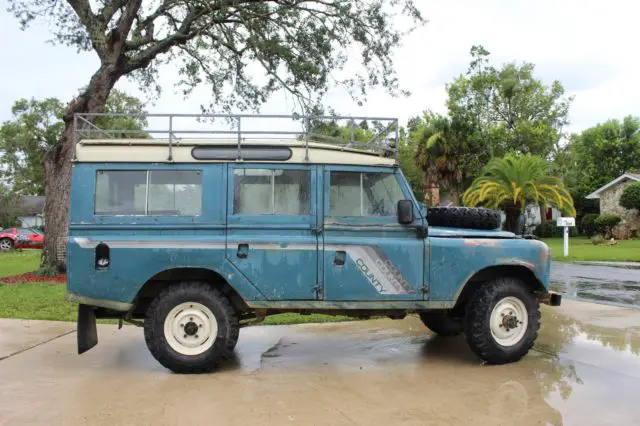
[420,284,429,298]
[313,284,324,299]
[311,226,323,235]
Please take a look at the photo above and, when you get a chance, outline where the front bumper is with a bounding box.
[539,291,562,306]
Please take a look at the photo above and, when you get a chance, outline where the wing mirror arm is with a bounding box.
[397,200,428,238]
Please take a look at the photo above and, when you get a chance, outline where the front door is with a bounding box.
[226,164,319,300]
[322,166,426,300]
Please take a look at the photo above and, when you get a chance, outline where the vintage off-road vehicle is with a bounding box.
[66,113,560,373]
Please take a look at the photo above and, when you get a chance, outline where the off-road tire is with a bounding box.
[0,238,14,251]
[464,277,540,364]
[419,311,463,337]
[144,282,239,374]
[428,207,501,230]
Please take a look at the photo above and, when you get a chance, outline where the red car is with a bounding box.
[0,227,45,250]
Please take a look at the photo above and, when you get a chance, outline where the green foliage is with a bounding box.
[620,182,640,210]
[563,116,640,204]
[580,213,600,237]
[0,91,147,195]
[0,250,40,277]
[463,154,576,215]
[594,214,622,238]
[411,112,477,204]
[533,222,578,238]
[398,133,424,201]
[0,191,21,228]
[446,46,572,160]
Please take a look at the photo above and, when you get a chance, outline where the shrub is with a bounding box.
[594,214,621,238]
[580,213,599,237]
[620,182,640,210]
[533,221,578,238]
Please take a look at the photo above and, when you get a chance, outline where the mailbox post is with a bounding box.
[556,217,576,257]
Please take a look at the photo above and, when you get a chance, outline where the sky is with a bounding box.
[0,0,638,135]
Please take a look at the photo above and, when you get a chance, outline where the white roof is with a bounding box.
[74,139,396,167]
[586,173,640,199]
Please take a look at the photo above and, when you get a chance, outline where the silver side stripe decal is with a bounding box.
[71,238,414,295]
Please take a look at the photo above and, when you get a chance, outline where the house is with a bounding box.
[17,196,45,228]
[586,172,640,238]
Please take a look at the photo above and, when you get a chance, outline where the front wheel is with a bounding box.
[0,238,14,251]
[144,282,239,374]
[464,277,540,364]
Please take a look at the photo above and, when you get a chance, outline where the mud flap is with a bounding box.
[540,291,562,307]
[77,304,98,354]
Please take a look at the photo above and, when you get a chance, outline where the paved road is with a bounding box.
[1,300,640,425]
[551,261,640,308]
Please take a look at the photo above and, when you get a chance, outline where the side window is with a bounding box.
[95,170,202,216]
[330,171,405,217]
[148,171,202,216]
[233,169,310,215]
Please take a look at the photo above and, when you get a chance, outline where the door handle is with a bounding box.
[237,244,249,259]
[334,250,346,266]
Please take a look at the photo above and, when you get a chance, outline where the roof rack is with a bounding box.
[73,113,399,163]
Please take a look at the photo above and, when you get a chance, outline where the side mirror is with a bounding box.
[397,200,414,225]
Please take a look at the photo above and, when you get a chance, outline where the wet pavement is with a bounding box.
[551,261,640,307]
[1,299,640,425]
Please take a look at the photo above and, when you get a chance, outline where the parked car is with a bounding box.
[0,227,45,250]
[66,113,561,374]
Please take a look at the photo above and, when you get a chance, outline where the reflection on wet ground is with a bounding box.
[551,261,640,308]
[1,300,640,425]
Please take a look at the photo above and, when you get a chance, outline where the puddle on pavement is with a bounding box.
[2,306,640,425]
[551,262,640,308]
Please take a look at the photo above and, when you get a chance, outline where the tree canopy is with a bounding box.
[563,116,640,202]
[447,46,572,160]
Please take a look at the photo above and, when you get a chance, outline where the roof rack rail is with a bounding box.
[73,113,399,163]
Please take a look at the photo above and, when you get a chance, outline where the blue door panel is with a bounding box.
[321,166,426,301]
[225,164,319,300]
[323,230,423,300]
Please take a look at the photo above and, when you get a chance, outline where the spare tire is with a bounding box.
[428,207,501,230]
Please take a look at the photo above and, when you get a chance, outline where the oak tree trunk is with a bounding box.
[42,67,118,271]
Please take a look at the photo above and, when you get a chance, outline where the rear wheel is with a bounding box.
[144,282,239,374]
[419,311,463,337]
[464,277,540,364]
[0,238,14,251]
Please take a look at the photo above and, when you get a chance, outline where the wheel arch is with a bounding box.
[133,267,250,317]
[453,265,545,311]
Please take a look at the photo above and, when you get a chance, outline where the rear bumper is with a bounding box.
[539,291,562,306]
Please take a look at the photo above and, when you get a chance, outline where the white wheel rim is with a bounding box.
[490,296,528,347]
[163,302,218,356]
[0,240,11,250]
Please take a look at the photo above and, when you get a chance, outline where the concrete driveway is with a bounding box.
[1,300,640,425]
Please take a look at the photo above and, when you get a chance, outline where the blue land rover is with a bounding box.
[66,114,560,373]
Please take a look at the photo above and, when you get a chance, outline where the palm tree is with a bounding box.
[413,113,466,206]
[463,154,575,233]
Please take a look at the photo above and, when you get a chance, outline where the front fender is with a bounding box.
[429,237,551,301]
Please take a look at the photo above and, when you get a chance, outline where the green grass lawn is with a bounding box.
[0,282,351,325]
[542,237,640,262]
[0,250,41,277]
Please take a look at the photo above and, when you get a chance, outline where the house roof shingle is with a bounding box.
[586,173,640,199]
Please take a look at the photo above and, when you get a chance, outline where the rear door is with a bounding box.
[226,164,320,300]
[321,166,425,301]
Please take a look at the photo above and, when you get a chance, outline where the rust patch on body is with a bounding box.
[463,239,501,248]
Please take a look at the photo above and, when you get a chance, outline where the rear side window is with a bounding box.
[95,170,202,216]
[233,169,310,215]
[330,172,404,217]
